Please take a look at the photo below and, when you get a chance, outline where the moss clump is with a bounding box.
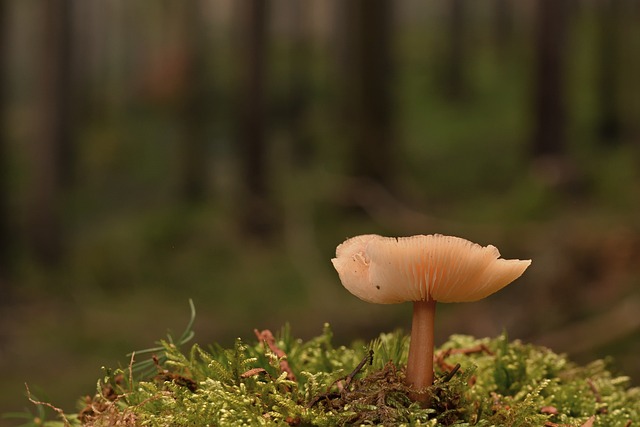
[20,325,640,426]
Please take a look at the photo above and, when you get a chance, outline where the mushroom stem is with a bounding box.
[406,299,437,406]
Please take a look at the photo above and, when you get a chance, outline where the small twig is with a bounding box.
[152,354,163,372]
[543,421,579,427]
[435,344,494,371]
[25,383,71,427]
[434,343,493,385]
[345,349,374,386]
[587,378,608,414]
[254,329,296,382]
[128,351,135,393]
[240,368,269,379]
[442,344,495,357]
[541,405,559,415]
[306,391,342,408]
[581,415,596,427]
[151,354,198,392]
[586,379,602,402]
[442,363,461,383]
[545,416,595,427]
[306,350,374,408]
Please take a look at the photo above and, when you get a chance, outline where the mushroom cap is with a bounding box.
[331,234,531,304]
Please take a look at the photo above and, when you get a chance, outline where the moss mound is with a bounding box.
[18,325,640,426]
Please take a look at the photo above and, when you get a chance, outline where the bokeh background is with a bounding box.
[1,0,640,423]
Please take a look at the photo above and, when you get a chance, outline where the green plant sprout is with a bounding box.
[13,312,640,427]
[126,298,197,378]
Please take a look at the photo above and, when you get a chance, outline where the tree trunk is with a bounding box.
[287,0,314,169]
[596,0,622,146]
[180,0,208,204]
[346,0,395,189]
[444,0,469,101]
[29,0,74,266]
[493,0,514,55]
[0,0,11,294]
[56,0,75,190]
[530,0,573,191]
[236,0,273,238]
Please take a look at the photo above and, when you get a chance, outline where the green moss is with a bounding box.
[17,327,640,427]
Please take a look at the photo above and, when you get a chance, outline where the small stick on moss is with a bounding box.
[127,351,135,393]
[345,349,374,386]
[435,343,493,383]
[586,378,608,414]
[541,405,559,415]
[152,354,198,392]
[581,415,596,427]
[337,349,374,391]
[254,329,296,381]
[441,363,461,383]
[26,383,71,427]
[307,350,374,408]
[240,368,269,379]
[436,343,494,360]
[435,344,494,372]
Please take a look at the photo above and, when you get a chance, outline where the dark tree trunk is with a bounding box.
[0,0,11,293]
[287,0,314,169]
[180,0,208,204]
[530,0,581,191]
[493,0,514,54]
[596,0,622,146]
[48,0,75,190]
[56,0,75,190]
[29,0,74,266]
[236,0,273,238]
[346,0,395,188]
[445,0,469,101]
[531,0,569,160]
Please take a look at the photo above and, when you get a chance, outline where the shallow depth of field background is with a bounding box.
[1,0,640,423]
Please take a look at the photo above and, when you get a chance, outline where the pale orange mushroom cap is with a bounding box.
[332,234,531,304]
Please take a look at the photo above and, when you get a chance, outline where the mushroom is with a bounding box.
[331,234,531,405]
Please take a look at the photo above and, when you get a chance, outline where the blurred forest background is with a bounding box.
[1,0,640,422]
